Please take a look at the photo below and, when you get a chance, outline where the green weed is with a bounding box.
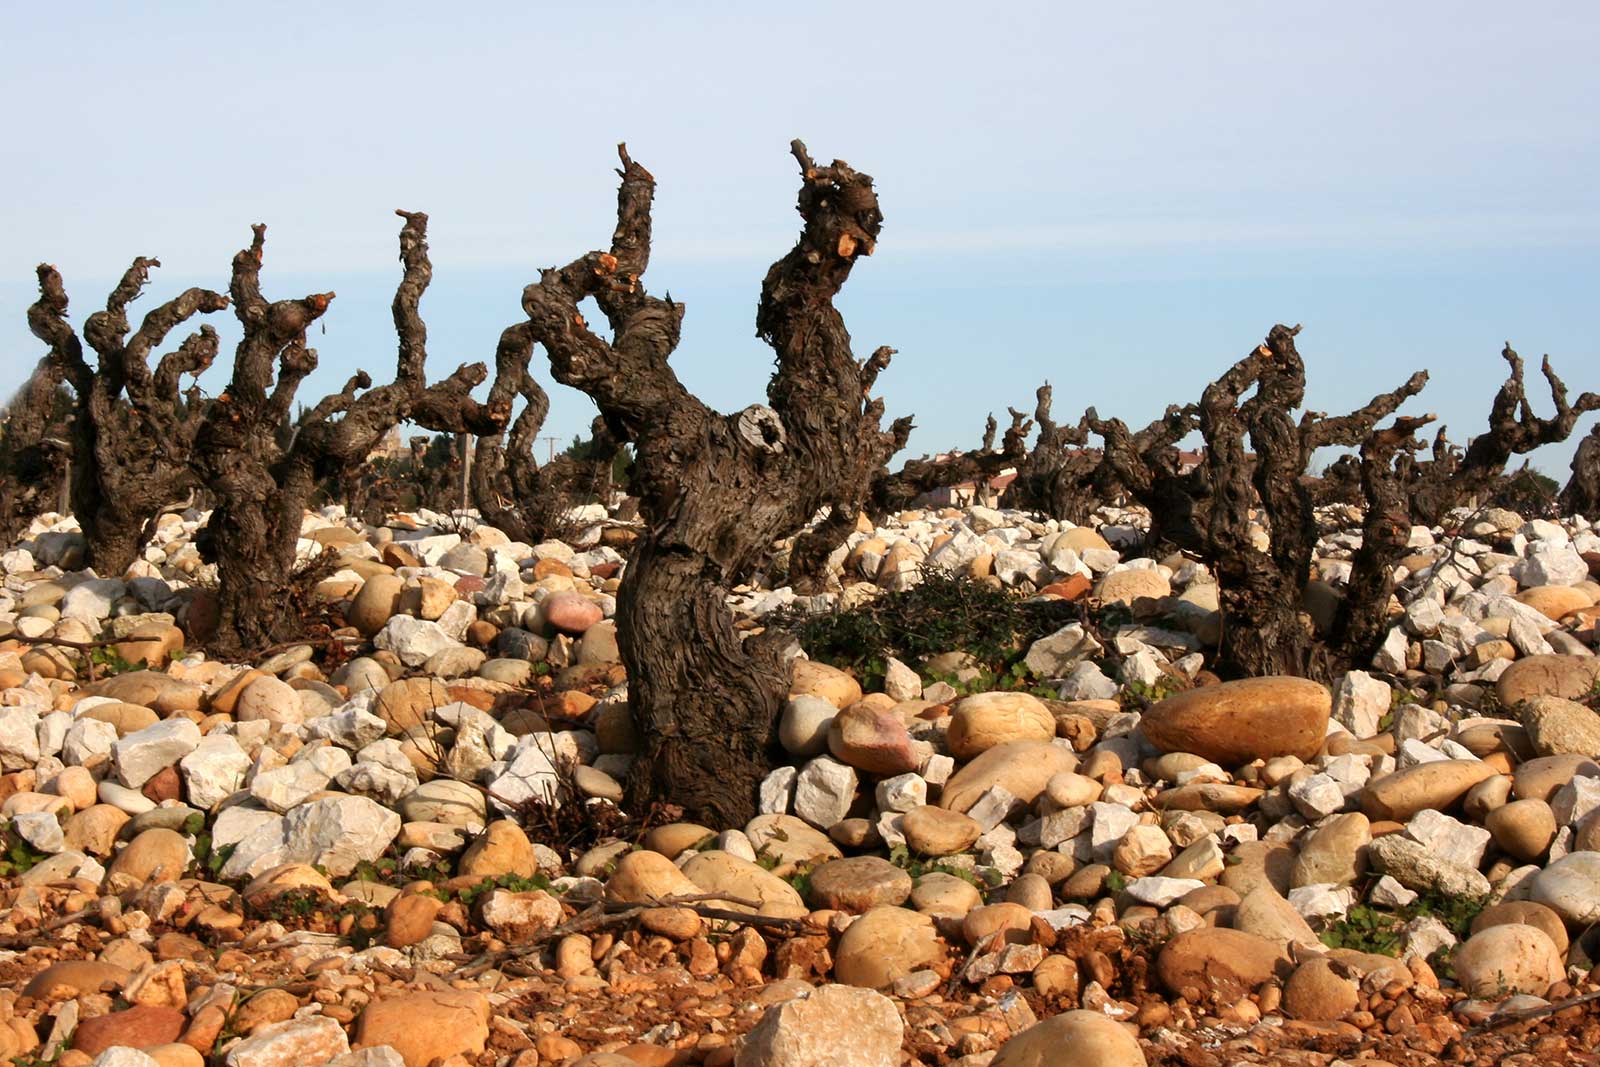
[1318,890,1487,957]
[769,567,1077,691]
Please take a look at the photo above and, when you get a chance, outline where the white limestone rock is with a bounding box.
[112,717,201,788]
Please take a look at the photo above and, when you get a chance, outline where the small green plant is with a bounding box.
[1319,903,1403,955]
[1094,601,1134,632]
[10,1035,69,1067]
[454,871,551,908]
[783,863,815,901]
[0,823,50,878]
[87,645,143,676]
[350,856,402,885]
[1389,688,1418,711]
[1410,888,1488,940]
[1103,870,1127,894]
[1119,676,1182,710]
[1318,890,1487,957]
[768,567,1077,690]
[886,843,993,892]
[926,663,1058,702]
[256,888,327,922]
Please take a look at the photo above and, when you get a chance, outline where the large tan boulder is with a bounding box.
[1156,927,1292,1001]
[939,740,1078,814]
[640,823,715,859]
[604,849,700,904]
[1140,677,1330,765]
[354,989,490,1067]
[679,851,807,918]
[900,805,981,856]
[1220,840,1295,898]
[1360,759,1499,821]
[106,828,190,884]
[744,814,843,875]
[63,804,131,856]
[22,959,130,999]
[242,864,335,909]
[458,819,537,879]
[1282,958,1358,1022]
[1471,900,1570,955]
[805,856,913,913]
[1232,885,1318,947]
[832,906,943,989]
[1485,798,1558,860]
[235,675,303,727]
[1096,569,1171,608]
[1453,924,1563,998]
[1496,654,1600,707]
[791,660,863,710]
[735,984,903,1067]
[1516,585,1595,621]
[86,671,203,715]
[827,703,917,774]
[990,1011,1145,1067]
[1290,811,1370,889]
[373,676,451,736]
[946,692,1055,759]
[348,574,405,637]
[1053,527,1111,553]
[78,701,159,736]
[1513,754,1600,801]
[71,1005,185,1055]
[1520,695,1600,758]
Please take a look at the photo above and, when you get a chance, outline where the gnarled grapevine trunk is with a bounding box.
[0,358,72,545]
[1333,413,1437,660]
[26,260,228,574]
[1562,424,1600,519]
[1005,384,1101,523]
[1085,403,1206,552]
[869,411,1006,520]
[195,214,504,655]
[1199,329,1323,678]
[513,144,907,824]
[1200,326,1429,679]
[469,321,560,543]
[1409,346,1597,525]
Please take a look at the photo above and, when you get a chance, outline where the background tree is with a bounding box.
[1005,384,1101,523]
[193,212,505,655]
[1080,402,1205,551]
[0,372,74,544]
[1407,346,1598,525]
[469,313,558,542]
[24,260,229,573]
[1561,423,1600,519]
[564,417,632,503]
[1482,464,1562,518]
[510,143,906,824]
[869,409,1017,517]
[1196,325,1428,678]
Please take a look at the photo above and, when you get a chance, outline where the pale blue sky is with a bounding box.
[4,2,1597,474]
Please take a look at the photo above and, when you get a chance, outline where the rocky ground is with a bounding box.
[1,500,1600,1067]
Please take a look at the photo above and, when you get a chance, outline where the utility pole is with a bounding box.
[542,435,561,463]
[458,433,472,513]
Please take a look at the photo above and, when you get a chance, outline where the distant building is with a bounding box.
[366,426,410,463]
[916,447,1208,508]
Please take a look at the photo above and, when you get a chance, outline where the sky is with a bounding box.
[3,2,1597,477]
